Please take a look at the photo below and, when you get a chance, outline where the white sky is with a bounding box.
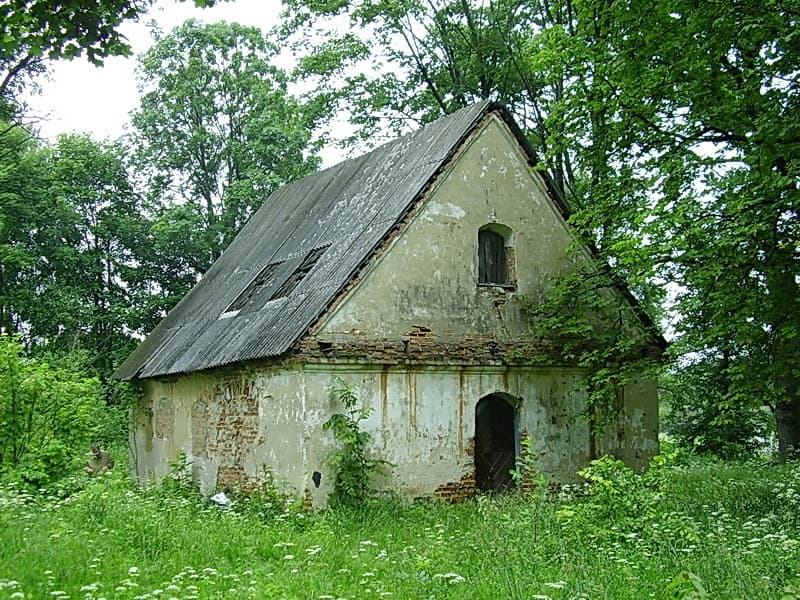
[26,0,284,142]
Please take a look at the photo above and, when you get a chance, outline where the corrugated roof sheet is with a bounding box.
[116,100,522,380]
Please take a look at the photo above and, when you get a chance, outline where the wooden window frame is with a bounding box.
[478,228,511,286]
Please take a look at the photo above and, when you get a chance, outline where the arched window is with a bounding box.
[478,225,511,285]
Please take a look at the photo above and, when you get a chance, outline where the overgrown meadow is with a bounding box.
[1,455,799,600]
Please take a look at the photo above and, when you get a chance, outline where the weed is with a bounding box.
[322,377,390,507]
[0,456,798,599]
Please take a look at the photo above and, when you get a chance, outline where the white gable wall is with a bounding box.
[316,114,574,340]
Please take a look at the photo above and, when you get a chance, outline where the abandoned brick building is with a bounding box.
[115,100,662,505]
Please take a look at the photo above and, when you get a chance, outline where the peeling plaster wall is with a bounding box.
[132,363,655,506]
[316,114,574,342]
[130,113,659,504]
[131,370,307,497]
[596,377,660,465]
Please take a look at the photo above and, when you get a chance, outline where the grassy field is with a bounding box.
[0,457,798,600]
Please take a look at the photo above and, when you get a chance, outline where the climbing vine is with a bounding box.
[519,257,664,432]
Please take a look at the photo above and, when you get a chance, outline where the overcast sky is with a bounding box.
[26,0,283,142]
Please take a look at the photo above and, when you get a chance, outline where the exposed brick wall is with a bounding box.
[206,376,260,488]
[433,438,477,502]
[217,465,248,489]
[296,333,545,366]
[434,473,477,502]
[296,329,661,367]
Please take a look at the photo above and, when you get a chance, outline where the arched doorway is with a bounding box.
[474,394,518,491]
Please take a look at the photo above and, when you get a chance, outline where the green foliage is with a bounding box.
[156,451,200,501]
[556,453,703,562]
[666,571,709,600]
[0,123,53,335]
[130,19,321,302]
[662,361,774,458]
[0,127,147,381]
[0,335,104,487]
[0,0,223,119]
[567,455,663,526]
[1,457,799,598]
[0,0,135,119]
[521,257,663,428]
[322,377,388,507]
[228,466,306,521]
[509,435,546,493]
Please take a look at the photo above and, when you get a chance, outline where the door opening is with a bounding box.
[474,394,518,491]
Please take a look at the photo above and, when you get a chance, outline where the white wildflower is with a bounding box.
[544,581,567,589]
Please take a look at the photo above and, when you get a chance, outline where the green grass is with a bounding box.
[0,458,798,599]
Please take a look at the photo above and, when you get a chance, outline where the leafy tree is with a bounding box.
[606,0,800,460]
[45,134,148,378]
[0,0,222,120]
[130,19,321,292]
[281,0,800,458]
[0,335,104,486]
[281,0,563,173]
[662,360,774,458]
[0,124,53,336]
[0,130,147,380]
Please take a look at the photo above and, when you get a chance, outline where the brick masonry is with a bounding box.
[296,333,547,366]
[205,376,260,488]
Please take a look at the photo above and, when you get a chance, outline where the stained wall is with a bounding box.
[129,113,659,504]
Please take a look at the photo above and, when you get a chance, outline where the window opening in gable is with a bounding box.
[270,244,330,300]
[479,228,509,285]
[224,261,283,315]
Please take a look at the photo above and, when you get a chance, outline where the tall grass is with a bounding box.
[0,457,798,599]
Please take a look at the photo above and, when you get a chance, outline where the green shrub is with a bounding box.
[0,335,104,488]
[323,377,389,507]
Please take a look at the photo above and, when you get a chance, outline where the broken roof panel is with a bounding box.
[115,100,512,380]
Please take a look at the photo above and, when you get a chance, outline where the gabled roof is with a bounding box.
[118,101,560,380]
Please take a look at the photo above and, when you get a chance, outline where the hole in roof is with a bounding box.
[224,261,283,315]
[270,245,330,300]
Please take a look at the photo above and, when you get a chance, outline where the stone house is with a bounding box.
[115,101,663,505]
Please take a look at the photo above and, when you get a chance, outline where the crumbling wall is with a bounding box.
[131,362,657,505]
[129,113,659,504]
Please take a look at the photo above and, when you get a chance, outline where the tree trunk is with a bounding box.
[775,395,800,463]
